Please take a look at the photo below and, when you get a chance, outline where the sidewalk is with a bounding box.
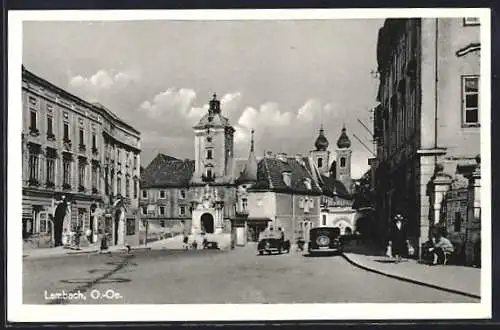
[342,240,481,299]
[23,244,151,260]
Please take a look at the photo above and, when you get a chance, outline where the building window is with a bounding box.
[206,149,213,160]
[134,155,138,169]
[134,179,138,199]
[142,190,148,198]
[63,160,71,187]
[29,110,37,132]
[282,171,291,186]
[117,177,122,195]
[117,149,121,163]
[63,123,70,140]
[78,162,86,190]
[179,206,186,216]
[462,76,479,125]
[207,136,212,143]
[39,212,49,233]
[322,214,327,226]
[160,220,165,228]
[464,17,480,26]
[47,115,54,137]
[141,206,147,215]
[317,158,323,168]
[180,190,186,199]
[159,206,165,215]
[304,178,312,190]
[126,177,130,197]
[206,168,213,179]
[159,190,166,199]
[92,134,97,153]
[28,152,39,183]
[79,128,84,145]
[46,158,55,185]
[340,157,346,168]
[242,198,248,211]
[91,165,98,190]
[454,212,462,232]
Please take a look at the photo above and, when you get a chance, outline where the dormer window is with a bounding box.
[282,171,292,187]
[340,157,346,167]
[304,178,312,190]
[207,136,212,143]
[206,149,213,160]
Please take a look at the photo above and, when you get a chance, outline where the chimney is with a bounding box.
[295,154,303,162]
[265,151,274,158]
[276,153,288,162]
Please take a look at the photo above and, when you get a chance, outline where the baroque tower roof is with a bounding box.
[314,125,329,151]
[336,125,351,149]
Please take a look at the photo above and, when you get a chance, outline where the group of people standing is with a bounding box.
[387,213,454,265]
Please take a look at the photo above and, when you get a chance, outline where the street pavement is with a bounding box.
[23,244,479,304]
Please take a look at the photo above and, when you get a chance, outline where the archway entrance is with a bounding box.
[201,213,214,234]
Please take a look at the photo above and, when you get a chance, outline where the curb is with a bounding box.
[66,249,99,255]
[341,253,481,300]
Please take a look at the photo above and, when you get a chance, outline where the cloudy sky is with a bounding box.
[23,18,384,178]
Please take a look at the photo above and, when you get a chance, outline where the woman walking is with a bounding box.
[387,213,409,263]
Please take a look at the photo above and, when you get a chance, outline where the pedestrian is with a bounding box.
[74,226,82,250]
[183,234,189,250]
[428,232,454,265]
[387,213,409,264]
[100,230,109,251]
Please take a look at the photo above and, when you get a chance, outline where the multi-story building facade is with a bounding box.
[373,18,481,252]
[22,66,141,248]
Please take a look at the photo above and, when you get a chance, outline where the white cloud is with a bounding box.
[69,68,140,92]
[297,98,322,122]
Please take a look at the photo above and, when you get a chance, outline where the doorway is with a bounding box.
[114,209,121,245]
[201,213,214,234]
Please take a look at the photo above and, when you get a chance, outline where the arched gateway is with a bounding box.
[201,213,214,234]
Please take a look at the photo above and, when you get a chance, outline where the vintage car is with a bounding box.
[257,230,290,255]
[308,227,343,256]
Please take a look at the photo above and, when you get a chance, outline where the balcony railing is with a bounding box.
[63,138,72,150]
[28,127,40,137]
[62,183,71,190]
[45,181,55,188]
[78,184,85,192]
[47,133,56,141]
[79,144,86,152]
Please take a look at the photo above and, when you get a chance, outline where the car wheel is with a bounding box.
[259,250,263,255]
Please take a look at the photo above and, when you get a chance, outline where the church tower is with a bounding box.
[310,125,331,176]
[336,125,352,186]
[191,93,235,184]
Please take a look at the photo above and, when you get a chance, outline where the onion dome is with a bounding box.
[337,126,351,149]
[238,129,258,183]
[314,126,329,151]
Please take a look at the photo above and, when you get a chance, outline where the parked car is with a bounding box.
[257,230,290,255]
[308,227,343,256]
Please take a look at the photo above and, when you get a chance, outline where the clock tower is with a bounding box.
[191,93,235,185]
